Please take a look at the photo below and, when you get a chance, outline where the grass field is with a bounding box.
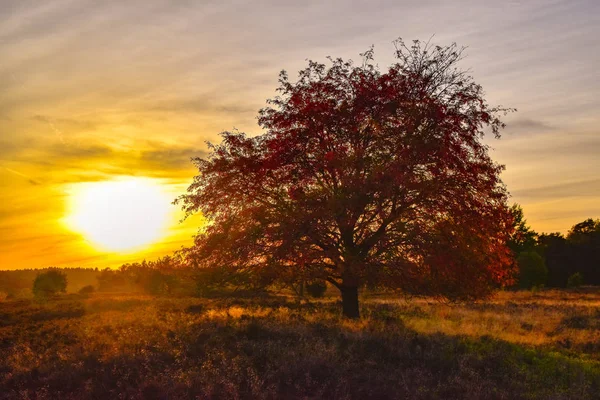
[1,290,599,399]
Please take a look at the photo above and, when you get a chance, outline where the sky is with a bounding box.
[1,0,599,270]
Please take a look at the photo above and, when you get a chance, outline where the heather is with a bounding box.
[1,290,599,399]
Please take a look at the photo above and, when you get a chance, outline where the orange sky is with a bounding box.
[1,0,599,270]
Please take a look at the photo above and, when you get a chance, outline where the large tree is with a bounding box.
[178,39,516,318]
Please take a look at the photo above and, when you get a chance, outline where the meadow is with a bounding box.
[1,289,599,399]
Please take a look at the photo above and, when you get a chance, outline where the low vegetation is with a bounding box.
[1,289,599,399]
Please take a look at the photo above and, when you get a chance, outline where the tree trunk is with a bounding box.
[341,285,360,319]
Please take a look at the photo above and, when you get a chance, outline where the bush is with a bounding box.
[567,272,584,288]
[306,281,327,298]
[33,269,67,298]
[531,284,544,294]
[97,268,133,292]
[78,285,95,295]
[194,267,263,297]
[140,270,177,295]
[517,252,547,289]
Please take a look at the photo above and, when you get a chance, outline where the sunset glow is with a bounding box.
[1,2,600,397]
[65,178,172,252]
[0,0,598,270]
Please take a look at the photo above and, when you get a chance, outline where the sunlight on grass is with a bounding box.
[1,291,599,398]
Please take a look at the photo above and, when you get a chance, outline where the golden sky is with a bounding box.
[1,0,599,270]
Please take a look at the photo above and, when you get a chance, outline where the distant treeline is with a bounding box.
[2,211,599,298]
[95,256,197,296]
[0,267,100,298]
[510,207,600,289]
[0,256,196,299]
[0,256,248,299]
[0,254,328,299]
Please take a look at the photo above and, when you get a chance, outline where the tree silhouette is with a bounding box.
[538,233,571,288]
[33,269,67,298]
[508,204,538,255]
[568,218,600,240]
[178,39,516,318]
[567,218,600,285]
[507,204,547,288]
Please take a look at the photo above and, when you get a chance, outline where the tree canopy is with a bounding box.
[32,269,67,298]
[508,204,538,255]
[178,39,516,318]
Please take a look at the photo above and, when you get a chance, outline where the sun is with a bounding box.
[65,177,173,252]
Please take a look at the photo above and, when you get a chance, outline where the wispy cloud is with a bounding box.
[504,118,554,135]
[2,167,40,185]
[512,178,600,201]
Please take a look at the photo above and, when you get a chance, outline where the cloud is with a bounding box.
[38,141,203,182]
[31,115,101,133]
[504,118,554,134]
[0,140,20,158]
[147,96,259,116]
[1,138,205,186]
[1,167,41,185]
[511,178,600,201]
[496,131,600,163]
[139,145,208,171]
[49,142,114,160]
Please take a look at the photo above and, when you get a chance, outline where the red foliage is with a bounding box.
[177,39,516,310]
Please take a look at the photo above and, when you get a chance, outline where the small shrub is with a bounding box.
[306,281,327,298]
[531,284,544,294]
[567,272,584,288]
[194,267,256,297]
[520,322,534,331]
[561,315,590,330]
[185,304,204,314]
[97,268,133,292]
[78,285,95,295]
[33,269,67,298]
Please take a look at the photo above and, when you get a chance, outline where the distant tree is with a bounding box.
[178,38,516,318]
[138,270,177,295]
[566,218,600,285]
[537,233,571,288]
[507,204,538,255]
[506,205,547,289]
[33,269,67,298]
[567,218,600,242]
[516,251,547,289]
[97,268,133,292]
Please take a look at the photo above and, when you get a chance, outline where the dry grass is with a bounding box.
[372,289,600,353]
[1,290,599,399]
